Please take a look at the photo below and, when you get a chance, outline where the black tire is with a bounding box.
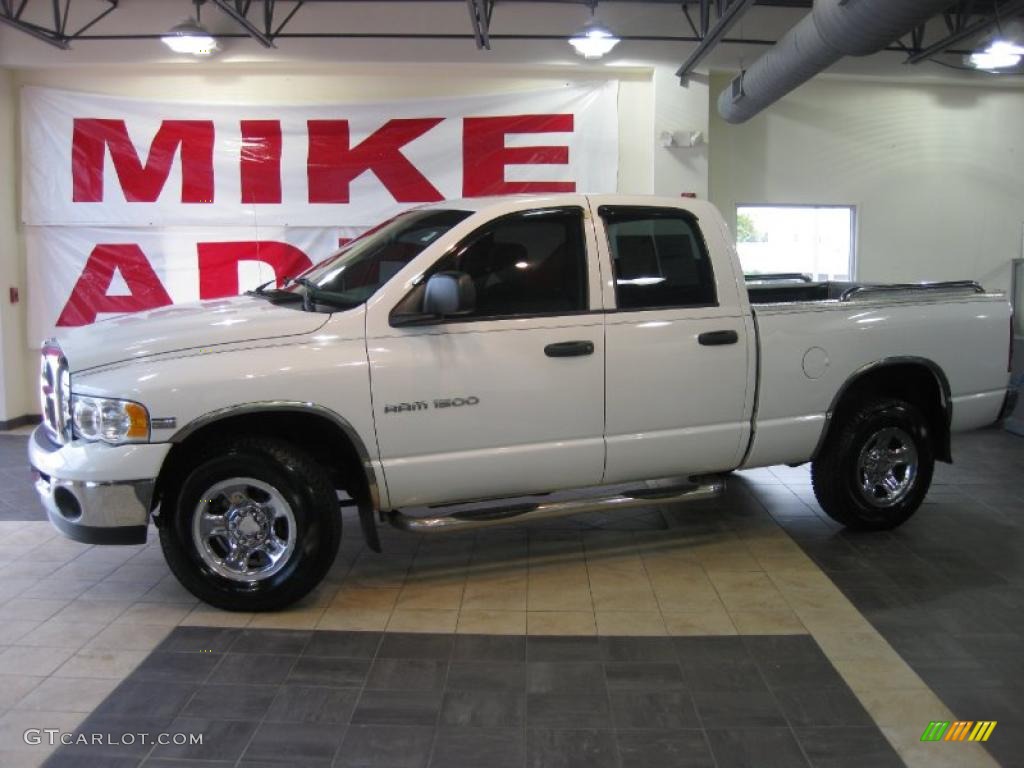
[159,437,341,611]
[811,398,934,531]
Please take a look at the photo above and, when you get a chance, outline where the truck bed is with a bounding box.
[746,278,985,305]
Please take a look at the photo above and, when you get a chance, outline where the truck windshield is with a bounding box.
[274,208,473,310]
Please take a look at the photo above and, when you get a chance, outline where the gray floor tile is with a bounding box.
[692,689,788,729]
[351,690,444,726]
[773,687,875,728]
[231,628,312,654]
[446,660,525,690]
[604,661,686,691]
[132,651,221,683]
[243,720,345,763]
[526,692,611,729]
[706,727,810,768]
[526,661,606,693]
[452,634,526,661]
[210,653,297,685]
[181,683,277,720]
[440,689,525,727]
[150,716,260,761]
[366,657,448,691]
[616,729,715,768]
[304,630,382,658]
[336,724,434,768]
[266,684,359,724]
[609,690,701,730]
[288,656,371,687]
[429,727,525,768]
[377,633,453,660]
[794,726,903,768]
[527,729,618,768]
[526,636,603,662]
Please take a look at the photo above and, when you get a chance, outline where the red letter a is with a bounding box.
[56,244,173,326]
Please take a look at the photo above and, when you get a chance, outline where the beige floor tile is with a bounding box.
[0,675,45,709]
[112,602,193,627]
[395,582,465,611]
[316,608,391,631]
[141,576,199,604]
[526,611,596,636]
[461,572,527,612]
[179,606,255,628]
[857,688,955,728]
[644,562,726,613]
[79,580,154,602]
[50,600,132,625]
[0,620,41,645]
[0,748,53,767]
[52,649,148,679]
[329,587,401,612]
[728,608,807,635]
[248,607,326,630]
[0,645,76,676]
[663,608,737,636]
[0,598,69,622]
[595,611,667,636]
[0,709,83,754]
[793,604,873,634]
[17,676,119,713]
[812,630,902,662]
[457,610,527,635]
[587,561,660,612]
[833,657,928,692]
[0,578,38,603]
[706,571,790,613]
[387,609,458,633]
[16,620,107,650]
[83,623,173,652]
[527,563,592,612]
[103,563,167,585]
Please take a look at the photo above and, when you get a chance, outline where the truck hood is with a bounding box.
[56,296,331,373]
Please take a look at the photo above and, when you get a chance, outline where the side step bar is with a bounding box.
[387,477,725,534]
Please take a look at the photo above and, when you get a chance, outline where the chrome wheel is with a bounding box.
[856,427,918,508]
[191,478,297,582]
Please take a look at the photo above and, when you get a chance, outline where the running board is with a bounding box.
[386,477,725,534]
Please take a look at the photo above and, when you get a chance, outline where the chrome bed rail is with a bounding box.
[840,281,985,302]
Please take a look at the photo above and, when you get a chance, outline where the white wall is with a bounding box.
[0,69,32,424]
[709,74,1023,293]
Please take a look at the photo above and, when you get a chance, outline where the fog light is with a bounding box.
[54,486,82,521]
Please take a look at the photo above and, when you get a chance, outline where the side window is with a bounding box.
[600,207,717,310]
[416,207,588,320]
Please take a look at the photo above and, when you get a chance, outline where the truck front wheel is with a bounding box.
[811,398,934,530]
[159,437,341,611]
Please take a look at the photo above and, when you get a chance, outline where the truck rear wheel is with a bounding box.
[811,398,934,530]
[159,437,341,611]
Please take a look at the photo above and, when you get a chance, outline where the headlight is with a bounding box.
[71,396,150,444]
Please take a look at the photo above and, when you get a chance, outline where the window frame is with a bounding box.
[388,205,593,327]
[735,203,858,282]
[598,205,719,313]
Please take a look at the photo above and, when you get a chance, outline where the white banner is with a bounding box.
[22,83,619,341]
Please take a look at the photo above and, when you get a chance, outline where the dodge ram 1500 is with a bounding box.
[30,195,1018,610]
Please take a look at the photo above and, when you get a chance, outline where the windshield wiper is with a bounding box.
[293,277,355,312]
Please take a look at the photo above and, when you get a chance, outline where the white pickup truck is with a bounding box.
[30,195,1017,610]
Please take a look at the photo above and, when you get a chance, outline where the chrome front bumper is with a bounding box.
[29,427,155,545]
[999,385,1020,422]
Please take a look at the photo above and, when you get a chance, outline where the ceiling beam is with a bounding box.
[466,0,493,50]
[210,0,276,48]
[0,11,68,47]
[906,0,1024,63]
[676,0,758,82]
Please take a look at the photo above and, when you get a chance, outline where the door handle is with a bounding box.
[545,340,595,358]
[698,330,739,346]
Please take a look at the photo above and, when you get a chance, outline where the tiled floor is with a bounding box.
[42,628,901,768]
[0,428,1017,767]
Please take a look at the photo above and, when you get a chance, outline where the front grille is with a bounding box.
[40,341,70,444]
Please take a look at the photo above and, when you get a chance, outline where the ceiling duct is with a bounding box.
[718,0,955,123]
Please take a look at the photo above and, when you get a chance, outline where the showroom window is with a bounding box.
[422,207,589,319]
[736,205,856,282]
[599,207,717,310]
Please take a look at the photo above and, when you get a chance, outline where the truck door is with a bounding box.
[365,203,607,508]
[593,203,752,483]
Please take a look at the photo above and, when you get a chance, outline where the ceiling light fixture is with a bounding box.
[162,19,218,56]
[569,21,620,60]
[967,39,1024,70]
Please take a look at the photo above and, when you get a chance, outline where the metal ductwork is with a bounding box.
[718,0,955,123]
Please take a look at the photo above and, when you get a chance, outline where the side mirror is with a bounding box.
[422,271,476,317]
